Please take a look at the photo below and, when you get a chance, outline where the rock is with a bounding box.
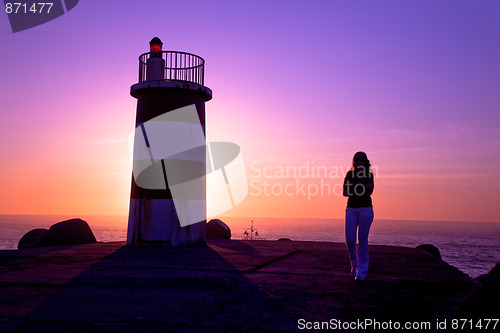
[416,244,442,260]
[18,218,97,249]
[488,262,500,275]
[206,219,231,239]
[18,228,49,249]
[455,271,500,318]
[454,263,500,318]
[41,219,97,246]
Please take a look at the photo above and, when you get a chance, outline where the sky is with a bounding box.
[0,0,499,222]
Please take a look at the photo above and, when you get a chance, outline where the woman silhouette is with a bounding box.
[343,151,374,282]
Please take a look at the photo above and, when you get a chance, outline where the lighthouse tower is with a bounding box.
[127,37,212,246]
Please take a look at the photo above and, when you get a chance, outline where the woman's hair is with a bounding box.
[351,151,371,171]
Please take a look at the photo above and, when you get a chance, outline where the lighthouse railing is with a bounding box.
[138,51,205,85]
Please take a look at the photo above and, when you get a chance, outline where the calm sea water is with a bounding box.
[0,215,498,279]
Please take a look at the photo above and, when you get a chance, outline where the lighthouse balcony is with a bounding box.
[138,51,205,85]
[131,51,212,101]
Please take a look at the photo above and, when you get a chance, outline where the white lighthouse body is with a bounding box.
[127,37,212,246]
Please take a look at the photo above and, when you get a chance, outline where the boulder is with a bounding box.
[488,262,500,275]
[18,218,97,249]
[206,219,231,239]
[18,228,49,249]
[416,244,442,260]
[455,267,500,318]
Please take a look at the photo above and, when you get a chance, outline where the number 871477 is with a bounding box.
[5,3,53,14]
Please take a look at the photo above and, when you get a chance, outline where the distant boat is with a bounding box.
[243,220,262,240]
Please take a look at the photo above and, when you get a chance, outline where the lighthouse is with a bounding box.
[127,37,212,246]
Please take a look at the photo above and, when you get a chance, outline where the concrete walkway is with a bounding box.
[0,240,478,332]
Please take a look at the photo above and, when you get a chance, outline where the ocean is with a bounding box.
[0,215,498,279]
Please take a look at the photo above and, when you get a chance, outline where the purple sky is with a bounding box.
[1,1,499,221]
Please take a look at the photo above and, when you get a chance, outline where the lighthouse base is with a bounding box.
[127,199,206,247]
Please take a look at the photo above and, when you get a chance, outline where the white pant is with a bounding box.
[345,207,374,280]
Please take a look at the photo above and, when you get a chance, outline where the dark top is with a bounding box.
[343,168,374,208]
